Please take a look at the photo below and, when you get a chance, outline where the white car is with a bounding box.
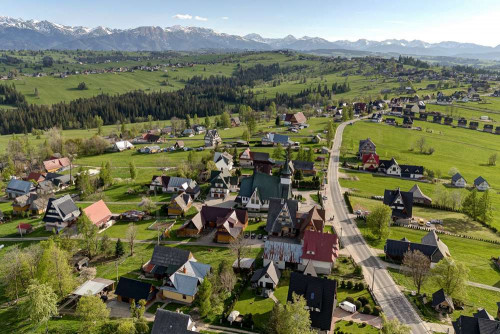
[425,222,432,227]
[339,301,356,313]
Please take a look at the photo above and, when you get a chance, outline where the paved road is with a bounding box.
[326,119,430,334]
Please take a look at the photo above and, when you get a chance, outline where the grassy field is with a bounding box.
[341,119,500,231]
[334,320,379,333]
[356,220,500,286]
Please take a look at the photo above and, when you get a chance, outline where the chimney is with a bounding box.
[183,266,187,274]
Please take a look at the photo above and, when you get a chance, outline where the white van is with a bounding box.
[339,301,356,313]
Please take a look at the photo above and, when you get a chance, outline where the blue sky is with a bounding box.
[3,0,500,45]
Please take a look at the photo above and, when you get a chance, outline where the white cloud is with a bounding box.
[221,17,229,20]
[173,14,192,20]
[194,16,208,21]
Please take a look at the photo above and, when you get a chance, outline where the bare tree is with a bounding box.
[229,234,250,270]
[126,223,138,256]
[450,190,463,210]
[402,250,431,295]
[415,137,426,154]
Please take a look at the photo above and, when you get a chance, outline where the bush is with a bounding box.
[340,280,346,289]
[354,300,362,311]
[372,306,382,316]
[362,305,372,314]
[357,296,369,306]
[346,281,354,289]
[346,296,355,304]
[349,320,354,325]
[353,264,362,276]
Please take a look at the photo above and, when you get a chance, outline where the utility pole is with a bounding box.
[115,260,119,283]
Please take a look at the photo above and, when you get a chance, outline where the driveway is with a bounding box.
[107,298,155,320]
[333,308,382,329]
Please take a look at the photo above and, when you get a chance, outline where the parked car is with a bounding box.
[258,234,263,240]
[425,222,432,227]
[339,301,356,313]
[263,235,268,241]
[251,233,256,239]
[322,196,328,201]
[244,232,250,239]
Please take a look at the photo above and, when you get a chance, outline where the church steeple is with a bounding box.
[280,157,292,199]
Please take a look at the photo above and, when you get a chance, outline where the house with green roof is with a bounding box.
[236,161,293,212]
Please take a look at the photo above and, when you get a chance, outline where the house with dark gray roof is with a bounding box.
[400,165,424,179]
[114,277,156,305]
[358,138,376,158]
[383,188,413,220]
[6,179,34,199]
[43,195,80,232]
[385,230,450,265]
[409,184,432,205]
[432,288,454,313]
[287,272,337,332]
[474,176,490,191]
[474,309,494,320]
[251,261,281,290]
[265,198,299,238]
[451,173,467,188]
[152,309,197,334]
[209,169,238,199]
[262,133,294,147]
[453,315,500,334]
[204,129,222,147]
[292,160,316,176]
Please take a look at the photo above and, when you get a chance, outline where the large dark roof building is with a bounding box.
[114,277,156,304]
[453,315,500,334]
[383,188,413,220]
[287,272,337,332]
[151,309,197,334]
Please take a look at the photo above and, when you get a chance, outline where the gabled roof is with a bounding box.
[474,176,489,187]
[42,195,80,223]
[287,272,337,331]
[453,315,500,334]
[6,179,33,194]
[114,141,133,150]
[421,230,450,257]
[298,206,326,234]
[251,261,281,285]
[43,157,70,171]
[171,192,192,211]
[263,239,302,264]
[83,200,112,227]
[114,277,152,301]
[150,245,192,275]
[358,138,376,151]
[263,133,291,145]
[302,260,318,277]
[385,239,439,261]
[362,153,379,165]
[474,309,494,320]
[409,184,432,202]
[301,230,338,263]
[265,198,299,234]
[152,309,197,334]
[292,160,315,172]
[432,288,454,309]
[452,173,466,183]
[239,172,281,201]
[383,188,413,218]
[285,112,307,124]
[400,165,424,175]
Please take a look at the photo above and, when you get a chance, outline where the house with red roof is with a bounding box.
[362,153,380,171]
[17,223,33,235]
[25,172,46,183]
[83,200,113,228]
[43,157,71,173]
[300,230,339,274]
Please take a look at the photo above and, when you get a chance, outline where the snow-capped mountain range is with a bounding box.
[1,16,500,59]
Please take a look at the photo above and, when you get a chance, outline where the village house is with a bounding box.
[177,206,248,240]
[167,192,193,216]
[83,200,113,228]
[43,157,71,173]
[236,164,292,212]
[213,151,233,171]
[6,179,35,199]
[204,129,222,147]
[12,193,37,215]
[361,153,379,171]
[383,188,413,221]
[284,112,307,125]
[296,206,327,238]
[385,118,397,126]
[138,145,161,154]
[292,160,317,176]
[43,195,81,232]
[214,208,248,243]
[433,115,442,124]
[142,246,211,304]
[17,223,33,235]
[469,121,479,130]
[265,198,299,238]
[150,176,200,199]
[400,165,425,179]
[251,261,281,290]
[151,309,197,334]
[402,116,413,128]
[26,172,46,183]
[432,288,454,314]
[174,141,185,150]
[384,230,450,266]
[300,230,339,275]
[474,176,490,191]
[453,315,500,334]
[192,125,206,134]
[114,277,157,305]
[404,104,419,115]
[419,113,428,121]
[262,133,294,147]
[230,116,241,127]
[451,173,467,188]
[484,124,494,133]
[408,184,432,205]
[458,118,468,128]
[209,169,238,199]
[287,272,337,333]
[444,117,454,125]
[358,138,376,158]
[239,149,274,174]
[182,128,195,137]
[112,140,134,152]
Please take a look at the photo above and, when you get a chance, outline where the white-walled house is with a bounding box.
[474,176,490,191]
[451,173,467,188]
[250,262,281,290]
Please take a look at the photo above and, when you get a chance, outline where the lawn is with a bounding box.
[389,268,500,322]
[356,220,500,286]
[334,320,379,333]
[341,119,500,231]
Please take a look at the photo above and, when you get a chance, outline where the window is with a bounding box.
[183,295,187,299]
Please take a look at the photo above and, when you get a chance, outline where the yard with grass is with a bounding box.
[334,320,380,333]
[341,119,500,231]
